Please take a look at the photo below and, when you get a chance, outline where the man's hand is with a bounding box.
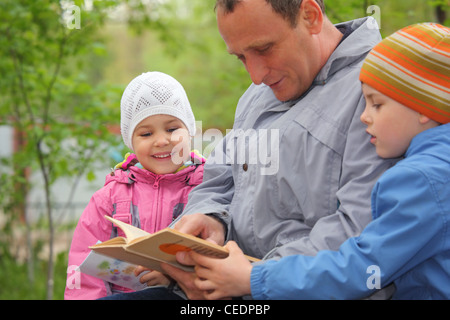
[160,213,227,299]
[174,213,226,246]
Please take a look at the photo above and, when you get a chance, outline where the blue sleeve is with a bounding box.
[251,165,445,299]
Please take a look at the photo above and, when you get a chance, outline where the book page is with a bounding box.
[105,215,150,243]
[79,250,149,291]
[125,228,229,271]
[91,217,259,274]
[91,237,128,246]
[89,243,173,273]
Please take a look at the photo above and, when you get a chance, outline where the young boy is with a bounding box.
[188,23,450,300]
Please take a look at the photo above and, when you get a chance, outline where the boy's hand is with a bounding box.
[158,213,228,299]
[190,241,253,300]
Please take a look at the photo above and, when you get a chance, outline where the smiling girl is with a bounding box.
[65,72,205,299]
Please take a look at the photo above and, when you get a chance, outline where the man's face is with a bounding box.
[217,0,320,101]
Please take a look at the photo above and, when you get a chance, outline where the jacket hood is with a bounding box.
[105,151,206,186]
[314,17,382,84]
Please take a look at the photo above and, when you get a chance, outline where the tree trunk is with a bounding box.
[436,5,447,25]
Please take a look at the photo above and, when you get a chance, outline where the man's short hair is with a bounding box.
[215,0,325,27]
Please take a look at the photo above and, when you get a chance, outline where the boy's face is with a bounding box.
[360,84,424,159]
[132,114,191,175]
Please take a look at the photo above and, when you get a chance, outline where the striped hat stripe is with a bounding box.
[368,50,450,96]
[382,36,450,81]
[396,31,450,63]
[360,23,450,124]
[362,60,450,116]
[399,24,450,57]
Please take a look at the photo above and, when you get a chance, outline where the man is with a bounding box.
[104,0,397,300]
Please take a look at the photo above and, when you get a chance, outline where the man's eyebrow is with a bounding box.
[228,41,273,55]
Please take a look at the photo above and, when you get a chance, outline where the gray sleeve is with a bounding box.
[266,96,398,258]
[171,135,234,235]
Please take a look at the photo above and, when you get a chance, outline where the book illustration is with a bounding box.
[157,241,228,258]
[79,249,149,291]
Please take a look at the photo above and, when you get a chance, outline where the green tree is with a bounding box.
[0,0,123,299]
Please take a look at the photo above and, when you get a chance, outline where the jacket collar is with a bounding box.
[105,161,202,186]
[405,123,450,158]
[314,17,382,85]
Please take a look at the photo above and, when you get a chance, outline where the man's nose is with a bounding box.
[246,57,268,85]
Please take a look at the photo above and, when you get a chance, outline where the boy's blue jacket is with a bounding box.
[251,124,450,300]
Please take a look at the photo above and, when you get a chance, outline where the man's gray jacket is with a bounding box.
[179,17,398,260]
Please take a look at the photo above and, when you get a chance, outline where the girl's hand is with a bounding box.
[135,266,171,287]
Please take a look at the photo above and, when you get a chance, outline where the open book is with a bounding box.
[89,216,259,274]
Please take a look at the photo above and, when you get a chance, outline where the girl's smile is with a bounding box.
[132,114,191,175]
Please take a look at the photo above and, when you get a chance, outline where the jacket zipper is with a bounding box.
[153,175,162,189]
[152,175,162,233]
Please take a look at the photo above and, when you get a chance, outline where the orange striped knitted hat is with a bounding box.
[360,23,450,124]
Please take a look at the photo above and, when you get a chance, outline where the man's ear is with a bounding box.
[300,0,324,34]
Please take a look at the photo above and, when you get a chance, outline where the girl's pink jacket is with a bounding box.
[65,159,204,300]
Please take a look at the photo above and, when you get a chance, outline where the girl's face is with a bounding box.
[132,114,191,175]
[360,84,425,159]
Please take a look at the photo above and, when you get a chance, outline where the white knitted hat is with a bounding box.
[120,71,196,151]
